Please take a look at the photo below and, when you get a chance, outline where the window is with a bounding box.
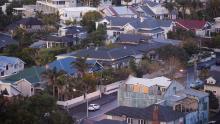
[1,71,4,76]
[126,117,133,124]
[138,119,145,124]
[6,65,8,70]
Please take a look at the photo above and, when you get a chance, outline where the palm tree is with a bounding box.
[72,57,89,77]
[41,67,65,98]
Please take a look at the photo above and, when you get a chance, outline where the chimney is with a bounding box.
[152,105,160,124]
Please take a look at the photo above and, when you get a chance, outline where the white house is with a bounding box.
[59,7,98,23]
[211,17,220,34]
[36,0,78,14]
[0,79,35,97]
[97,16,173,39]
[0,56,25,78]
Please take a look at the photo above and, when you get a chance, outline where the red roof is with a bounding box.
[175,19,206,30]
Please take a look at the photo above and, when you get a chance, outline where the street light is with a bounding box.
[72,88,89,118]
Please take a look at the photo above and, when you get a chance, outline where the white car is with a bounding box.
[88,104,100,111]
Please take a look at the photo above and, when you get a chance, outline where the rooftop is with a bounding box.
[125,75,172,87]
[0,33,17,48]
[106,104,185,122]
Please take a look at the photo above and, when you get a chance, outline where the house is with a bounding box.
[113,33,150,44]
[136,1,177,20]
[38,25,87,48]
[100,6,138,18]
[13,5,38,18]
[0,33,17,50]
[1,66,46,97]
[36,0,79,14]
[47,57,103,76]
[118,75,184,107]
[0,56,25,78]
[211,17,220,35]
[41,35,77,48]
[59,7,97,23]
[58,25,87,39]
[56,39,168,69]
[97,16,173,39]
[204,70,220,98]
[105,104,185,124]
[118,75,209,124]
[174,19,211,37]
[7,17,44,34]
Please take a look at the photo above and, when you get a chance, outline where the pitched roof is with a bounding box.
[175,19,206,30]
[206,70,220,86]
[104,16,172,29]
[177,88,208,99]
[0,33,17,48]
[144,1,160,7]
[7,17,43,30]
[116,33,149,44]
[125,75,172,87]
[0,56,24,67]
[62,26,87,35]
[106,104,185,122]
[43,35,76,43]
[4,66,45,85]
[48,57,102,75]
[140,6,155,16]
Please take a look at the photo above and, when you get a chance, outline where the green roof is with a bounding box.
[4,66,46,84]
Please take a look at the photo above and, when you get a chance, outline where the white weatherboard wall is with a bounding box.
[57,90,101,108]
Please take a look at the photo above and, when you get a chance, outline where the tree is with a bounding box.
[129,59,137,76]
[72,57,89,77]
[42,68,66,99]
[158,44,189,64]
[211,35,220,48]
[206,91,219,110]
[87,24,107,45]
[0,93,73,124]
[182,40,199,56]
[81,11,102,32]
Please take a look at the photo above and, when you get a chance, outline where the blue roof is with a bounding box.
[0,56,24,66]
[48,57,102,75]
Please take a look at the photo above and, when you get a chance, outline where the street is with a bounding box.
[69,93,118,121]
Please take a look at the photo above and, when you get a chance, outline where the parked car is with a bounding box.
[190,79,203,88]
[88,104,100,111]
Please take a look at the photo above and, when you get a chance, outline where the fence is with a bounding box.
[57,90,101,108]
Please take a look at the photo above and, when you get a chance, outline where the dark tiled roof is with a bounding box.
[63,26,87,35]
[116,33,149,44]
[105,16,139,26]
[48,57,102,75]
[4,66,46,85]
[7,17,43,30]
[0,33,17,48]
[106,104,185,122]
[70,46,141,60]
[140,6,155,16]
[44,35,76,43]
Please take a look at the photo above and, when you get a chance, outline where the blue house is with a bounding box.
[48,57,103,76]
